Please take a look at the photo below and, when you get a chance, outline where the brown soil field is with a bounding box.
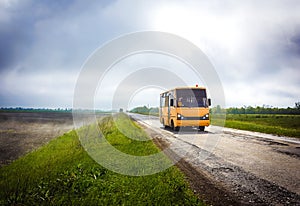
[0,112,74,167]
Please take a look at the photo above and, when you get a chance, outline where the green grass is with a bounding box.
[99,114,159,156]
[0,113,203,205]
[211,114,300,138]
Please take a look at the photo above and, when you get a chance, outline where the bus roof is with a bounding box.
[160,86,206,94]
[174,86,206,90]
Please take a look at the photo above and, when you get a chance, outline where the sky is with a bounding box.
[0,0,299,109]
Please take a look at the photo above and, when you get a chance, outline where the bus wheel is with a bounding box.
[199,126,205,131]
[162,119,167,128]
[171,121,179,131]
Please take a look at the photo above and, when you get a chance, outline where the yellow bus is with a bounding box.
[159,86,211,131]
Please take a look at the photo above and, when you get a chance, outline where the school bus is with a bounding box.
[159,86,211,131]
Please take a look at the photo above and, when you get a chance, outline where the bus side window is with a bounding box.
[178,97,183,107]
[170,99,174,107]
[165,96,169,107]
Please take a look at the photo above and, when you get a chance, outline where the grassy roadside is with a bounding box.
[211,114,300,138]
[0,113,203,205]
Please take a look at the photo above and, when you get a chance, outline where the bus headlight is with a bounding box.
[203,114,209,120]
[177,113,184,120]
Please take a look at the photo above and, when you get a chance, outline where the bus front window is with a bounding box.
[176,89,207,107]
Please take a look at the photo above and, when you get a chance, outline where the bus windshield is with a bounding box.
[176,89,208,107]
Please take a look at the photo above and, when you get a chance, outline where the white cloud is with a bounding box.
[94,53,204,110]
[0,68,77,107]
[149,0,300,107]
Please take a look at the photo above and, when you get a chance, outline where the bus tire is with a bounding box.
[171,120,175,130]
[171,120,179,131]
[199,126,205,131]
[162,119,167,128]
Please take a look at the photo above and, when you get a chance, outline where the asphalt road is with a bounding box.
[129,113,300,205]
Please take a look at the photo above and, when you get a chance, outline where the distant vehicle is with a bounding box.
[159,86,211,131]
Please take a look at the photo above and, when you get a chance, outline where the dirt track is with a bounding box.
[0,112,74,167]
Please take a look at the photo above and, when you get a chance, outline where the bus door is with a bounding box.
[168,97,171,124]
[168,94,175,125]
[165,95,170,124]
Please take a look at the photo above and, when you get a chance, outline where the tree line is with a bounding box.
[0,107,72,113]
[211,104,300,115]
[131,102,300,115]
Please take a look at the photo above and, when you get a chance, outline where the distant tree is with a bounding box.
[210,105,226,114]
[129,106,159,116]
[295,102,300,109]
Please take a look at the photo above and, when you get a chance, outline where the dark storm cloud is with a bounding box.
[288,32,300,57]
[0,0,73,71]
[0,0,144,108]
[0,5,34,70]
[0,0,115,72]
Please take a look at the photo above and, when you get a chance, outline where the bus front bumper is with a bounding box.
[176,119,210,127]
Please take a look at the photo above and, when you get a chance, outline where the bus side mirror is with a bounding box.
[208,98,211,106]
[170,99,174,107]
